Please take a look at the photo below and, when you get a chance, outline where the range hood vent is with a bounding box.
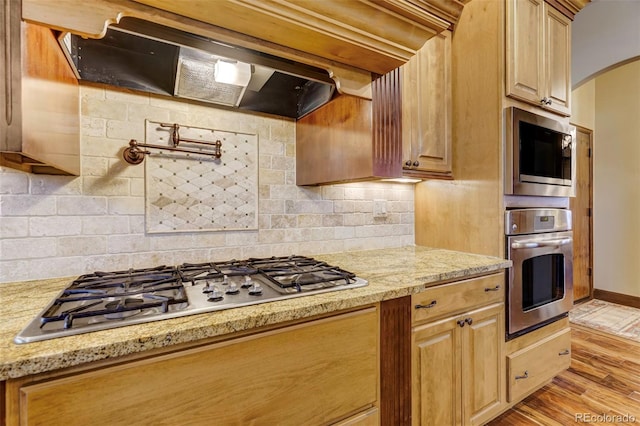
[60,18,336,119]
[175,49,251,107]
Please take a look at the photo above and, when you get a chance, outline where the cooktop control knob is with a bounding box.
[241,275,253,288]
[226,282,240,295]
[248,282,263,296]
[222,275,229,285]
[207,286,224,302]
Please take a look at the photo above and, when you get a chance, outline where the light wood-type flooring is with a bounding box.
[487,325,640,425]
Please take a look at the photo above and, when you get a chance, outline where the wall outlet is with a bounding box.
[373,199,387,217]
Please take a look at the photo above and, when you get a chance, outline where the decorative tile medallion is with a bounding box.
[144,120,258,233]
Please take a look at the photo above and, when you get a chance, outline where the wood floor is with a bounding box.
[487,325,640,425]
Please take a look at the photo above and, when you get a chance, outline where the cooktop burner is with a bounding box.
[38,266,189,332]
[14,255,367,344]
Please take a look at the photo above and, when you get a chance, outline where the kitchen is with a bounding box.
[1,0,639,425]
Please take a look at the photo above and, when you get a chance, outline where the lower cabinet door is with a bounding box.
[8,308,378,426]
[412,303,505,426]
[462,304,505,426]
[412,317,461,426]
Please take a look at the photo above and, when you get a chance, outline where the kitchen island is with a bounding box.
[1,246,511,425]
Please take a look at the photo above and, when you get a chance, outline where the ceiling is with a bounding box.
[571,0,640,88]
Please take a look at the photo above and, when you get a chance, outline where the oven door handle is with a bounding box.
[511,238,572,249]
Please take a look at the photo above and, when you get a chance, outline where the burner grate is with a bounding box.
[243,256,356,290]
[179,261,258,281]
[40,267,189,329]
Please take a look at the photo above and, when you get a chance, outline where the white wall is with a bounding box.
[0,84,415,283]
[593,60,640,297]
[570,79,595,130]
[572,0,640,88]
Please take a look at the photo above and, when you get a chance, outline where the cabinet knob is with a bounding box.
[405,160,412,167]
[465,317,473,326]
[415,300,437,309]
[515,371,529,380]
[457,320,466,328]
[540,97,552,106]
[413,160,420,167]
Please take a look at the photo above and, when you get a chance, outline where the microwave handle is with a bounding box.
[511,238,572,249]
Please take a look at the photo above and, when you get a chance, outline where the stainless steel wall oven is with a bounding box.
[505,208,573,338]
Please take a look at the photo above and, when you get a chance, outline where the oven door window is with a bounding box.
[521,253,564,311]
[519,121,571,182]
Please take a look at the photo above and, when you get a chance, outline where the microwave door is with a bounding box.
[519,122,566,185]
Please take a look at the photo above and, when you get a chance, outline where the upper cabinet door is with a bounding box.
[505,0,571,116]
[544,4,572,116]
[505,0,544,107]
[402,30,452,177]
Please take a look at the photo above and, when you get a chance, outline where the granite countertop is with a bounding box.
[0,246,511,381]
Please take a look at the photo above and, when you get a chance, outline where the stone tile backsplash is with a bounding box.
[0,84,415,283]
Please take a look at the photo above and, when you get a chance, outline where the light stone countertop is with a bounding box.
[0,246,511,381]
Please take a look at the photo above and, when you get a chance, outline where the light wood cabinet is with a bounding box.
[296,30,453,185]
[5,308,379,426]
[412,274,503,324]
[0,0,80,175]
[507,327,572,402]
[411,274,506,426]
[506,0,572,116]
[402,30,452,178]
[412,310,460,426]
[415,0,586,256]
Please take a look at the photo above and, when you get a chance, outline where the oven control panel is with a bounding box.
[534,215,555,231]
[505,208,572,235]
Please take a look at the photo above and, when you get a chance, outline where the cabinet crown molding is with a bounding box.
[547,0,591,19]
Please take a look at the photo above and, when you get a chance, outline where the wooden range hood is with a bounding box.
[21,0,466,100]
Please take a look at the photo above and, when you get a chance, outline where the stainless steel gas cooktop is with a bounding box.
[14,255,367,344]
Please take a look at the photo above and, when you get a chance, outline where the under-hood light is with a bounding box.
[214,60,252,86]
[381,178,422,184]
[175,49,253,107]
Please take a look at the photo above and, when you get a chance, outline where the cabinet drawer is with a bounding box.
[412,273,504,325]
[507,328,571,402]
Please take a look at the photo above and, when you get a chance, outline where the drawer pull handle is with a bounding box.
[484,285,500,292]
[457,320,466,328]
[559,349,570,356]
[415,300,437,310]
[515,371,529,380]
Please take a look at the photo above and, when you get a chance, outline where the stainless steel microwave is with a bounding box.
[505,107,576,197]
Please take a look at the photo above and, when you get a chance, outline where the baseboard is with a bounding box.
[593,289,640,309]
